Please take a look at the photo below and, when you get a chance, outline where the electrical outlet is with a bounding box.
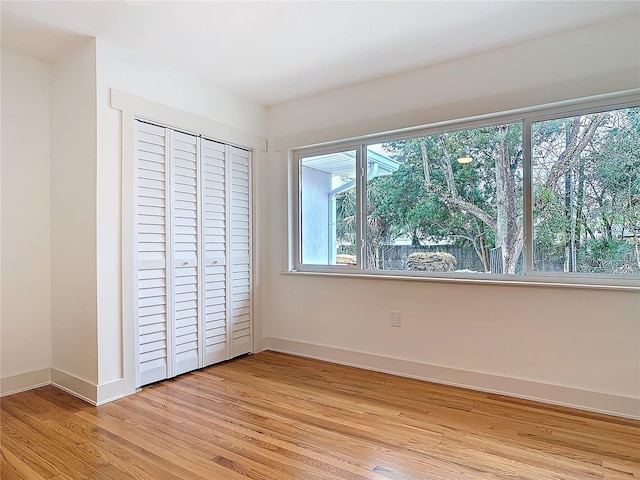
[390,311,401,327]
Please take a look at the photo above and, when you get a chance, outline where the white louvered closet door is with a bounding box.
[201,140,228,366]
[229,146,252,357]
[169,131,201,376]
[135,122,169,386]
[134,121,252,388]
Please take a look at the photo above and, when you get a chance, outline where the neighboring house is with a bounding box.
[300,149,398,265]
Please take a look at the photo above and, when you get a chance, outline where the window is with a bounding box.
[365,122,523,274]
[532,107,640,275]
[293,95,640,285]
[299,148,359,266]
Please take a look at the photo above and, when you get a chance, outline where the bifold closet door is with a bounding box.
[169,131,201,376]
[229,146,252,357]
[135,122,170,386]
[135,125,201,384]
[134,120,252,388]
[201,139,229,366]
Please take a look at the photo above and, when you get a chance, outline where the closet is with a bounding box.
[134,120,252,387]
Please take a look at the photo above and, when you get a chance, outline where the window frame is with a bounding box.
[291,91,640,288]
[293,142,366,271]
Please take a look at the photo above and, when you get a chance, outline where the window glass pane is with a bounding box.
[532,107,640,275]
[365,123,523,274]
[300,150,357,266]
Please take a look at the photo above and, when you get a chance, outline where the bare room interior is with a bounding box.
[1,1,639,478]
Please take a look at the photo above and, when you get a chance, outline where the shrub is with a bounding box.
[406,252,456,272]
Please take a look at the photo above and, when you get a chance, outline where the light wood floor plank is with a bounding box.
[2,351,639,479]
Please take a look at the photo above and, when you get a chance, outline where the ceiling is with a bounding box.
[2,1,638,105]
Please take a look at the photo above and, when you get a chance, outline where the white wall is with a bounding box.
[94,39,267,397]
[262,16,640,418]
[0,50,52,387]
[268,15,640,139]
[0,36,266,402]
[49,39,98,390]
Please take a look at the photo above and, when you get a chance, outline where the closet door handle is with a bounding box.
[182,260,189,266]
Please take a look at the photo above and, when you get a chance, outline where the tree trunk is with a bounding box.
[634,230,640,271]
[574,157,586,267]
[564,119,576,272]
[494,125,522,273]
[420,139,431,185]
[536,114,605,212]
[478,233,490,272]
[421,137,496,230]
[412,228,420,246]
[420,127,523,273]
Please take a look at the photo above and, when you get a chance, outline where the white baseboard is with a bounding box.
[97,378,125,405]
[262,337,640,420]
[50,368,97,405]
[1,367,127,406]
[0,369,51,397]
[4,345,638,420]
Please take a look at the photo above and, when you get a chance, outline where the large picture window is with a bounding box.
[365,122,523,274]
[293,95,639,286]
[532,107,640,276]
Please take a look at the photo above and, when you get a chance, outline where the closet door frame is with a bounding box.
[114,89,263,396]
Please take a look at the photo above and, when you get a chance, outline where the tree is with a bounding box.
[334,107,639,276]
[373,124,523,273]
[533,107,640,274]
[584,108,640,271]
[532,113,606,272]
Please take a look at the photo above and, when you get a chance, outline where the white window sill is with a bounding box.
[283,269,640,292]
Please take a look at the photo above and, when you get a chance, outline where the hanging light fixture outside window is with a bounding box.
[457,156,473,164]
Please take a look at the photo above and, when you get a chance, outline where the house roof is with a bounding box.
[302,149,399,180]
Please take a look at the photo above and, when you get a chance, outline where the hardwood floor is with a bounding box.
[1,351,639,480]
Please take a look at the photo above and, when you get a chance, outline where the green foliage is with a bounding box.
[579,238,632,273]
[593,107,640,229]
[532,107,640,274]
[335,187,356,244]
[366,124,522,270]
[376,126,512,246]
[334,107,639,275]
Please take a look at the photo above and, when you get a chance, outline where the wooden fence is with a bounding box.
[337,245,487,272]
[338,244,639,274]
